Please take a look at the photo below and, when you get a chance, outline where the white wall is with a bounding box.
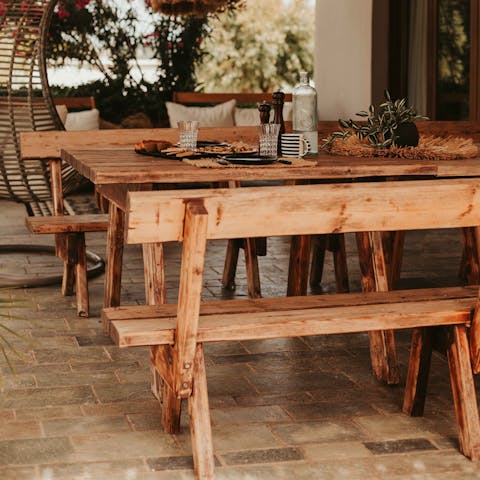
[314,0,373,120]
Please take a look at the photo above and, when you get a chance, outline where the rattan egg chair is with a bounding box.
[0,0,103,288]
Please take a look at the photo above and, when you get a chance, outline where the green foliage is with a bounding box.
[47,0,226,125]
[324,91,427,149]
[195,0,314,92]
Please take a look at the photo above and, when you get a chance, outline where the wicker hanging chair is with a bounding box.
[0,0,103,287]
[0,0,88,214]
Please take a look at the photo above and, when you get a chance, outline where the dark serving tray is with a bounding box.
[134,148,218,160]
[222,154,276,165]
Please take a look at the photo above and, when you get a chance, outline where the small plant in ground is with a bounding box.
[0,296,28,384]
[324,91,428,149]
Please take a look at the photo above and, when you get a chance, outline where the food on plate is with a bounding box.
[136,139,173,153]
[230,141,257,153]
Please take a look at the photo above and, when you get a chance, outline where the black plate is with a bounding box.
[134,148,218,160]
[222,155,277,165]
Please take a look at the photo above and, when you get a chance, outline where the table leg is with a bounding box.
[103,203,125,311]
[356,231,399,385]
[287,234,311,296]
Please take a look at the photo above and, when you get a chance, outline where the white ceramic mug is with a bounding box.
[280,133,309,157]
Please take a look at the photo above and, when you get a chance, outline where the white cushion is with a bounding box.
[234,102,293,126]
[165,100,236,127]
[64,108,100,131]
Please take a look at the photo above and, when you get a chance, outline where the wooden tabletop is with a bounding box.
[61,147,480,186]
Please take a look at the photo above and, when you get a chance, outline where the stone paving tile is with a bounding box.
[272,420,365,444]
[127,413,163,431]
[176,424,283,453]
[354,413,442,441]
[14,405,84,421]
[220,447,304,465]
[302,441,373,460]
[69,431,183,460]
[0,385,97,409]
[210,405,290,425]
[34,346,111,364]
[215,465,281,480]
[285,400,378,420]
[42,415,131,436]
[364,437,438,455]
[81,400,160,417]
[246,371,355,395]
[92,381,156,403]
[0,420,42,440]
[233,391,315,407]
[146,455,221,471]
[38,459,148,480]
[0,466,38,480]
[240,337,310,354]
[36,369,119,388]
[0,437,74,465]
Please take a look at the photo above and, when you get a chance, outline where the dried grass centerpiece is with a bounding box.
[327,134,478,161]
[322,91,478,160]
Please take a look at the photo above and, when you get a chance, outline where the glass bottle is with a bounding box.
[292,71,318,154]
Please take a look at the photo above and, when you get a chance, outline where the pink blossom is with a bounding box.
[177,41,184,48]
[57,8,70,19]
[0,2,7,17]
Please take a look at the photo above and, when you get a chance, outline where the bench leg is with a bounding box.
[222,239,241,291]
[309,235,327,288]
[356,231,399,384]
[189,344,215,479]
[103,204,125,324]
[288,235,311,296]
[446,325,480,460]
[244,238,261,298]
[161,378,182,434]
[403,327,433,416]
[461,227,480,284]
[150,346,182,433]
[329,233,349,293]
[75,233,89,317]
[61,234,76,297]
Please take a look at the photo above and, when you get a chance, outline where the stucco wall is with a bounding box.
[314,0,373,120]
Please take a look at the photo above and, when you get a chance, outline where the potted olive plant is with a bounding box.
[324,91,427,149]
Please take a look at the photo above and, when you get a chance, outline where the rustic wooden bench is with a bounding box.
[104,177,480,478]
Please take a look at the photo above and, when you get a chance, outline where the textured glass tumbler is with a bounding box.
[177,120,199,151]
[258,123,280,158]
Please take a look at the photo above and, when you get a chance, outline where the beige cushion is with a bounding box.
[55,105,68,125]
[65,108,100,131]
[234,102,293,126]
[166,99,236,127]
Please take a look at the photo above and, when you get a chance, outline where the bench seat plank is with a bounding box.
[103,286,478,322]
[26,214,109,234]
[109,294,476,348]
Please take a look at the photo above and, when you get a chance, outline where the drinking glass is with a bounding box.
[177,120,199,151]
[258,123,280,158]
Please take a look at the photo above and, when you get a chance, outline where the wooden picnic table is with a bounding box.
[60,139,480,386]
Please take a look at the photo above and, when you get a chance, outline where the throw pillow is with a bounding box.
[165,99,236,127]
[64,108,100,131]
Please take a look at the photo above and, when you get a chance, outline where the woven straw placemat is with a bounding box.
[327,134,478,160]
[183,157,316,168]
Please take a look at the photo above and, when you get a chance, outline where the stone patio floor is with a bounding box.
[1,193,480,479]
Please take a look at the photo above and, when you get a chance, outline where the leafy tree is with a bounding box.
[196,0,314,92]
